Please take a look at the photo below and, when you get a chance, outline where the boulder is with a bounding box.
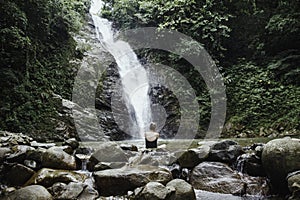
[261,138,300,193]
[25,168,86,187]
[177,145,210,168]
[190,162,244,195]
[4,164,35,186]
[166,179,196,200]
[89,142,128,165]
[41,148,77,170]
[77,185,99,200]
[208,140,244,164]
[93,165,172,196]
[1,185,52,200]
[134,182,175,200]
[49,182,86,200]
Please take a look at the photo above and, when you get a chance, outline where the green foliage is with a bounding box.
[102,0,231,59]
[0,0,89,140]
[102,0,300,136]
[226,62,300,130]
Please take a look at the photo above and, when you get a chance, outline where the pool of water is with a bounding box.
[195,190,284,200]
[80,138,273,151]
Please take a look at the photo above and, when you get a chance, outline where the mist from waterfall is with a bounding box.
[90,0,152,138]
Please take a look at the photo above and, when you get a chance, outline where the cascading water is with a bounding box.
[90,0,152,138]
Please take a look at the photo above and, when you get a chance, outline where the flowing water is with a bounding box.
[90,0,152,138]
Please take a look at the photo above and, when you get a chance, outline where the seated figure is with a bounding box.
[144,122,159,148]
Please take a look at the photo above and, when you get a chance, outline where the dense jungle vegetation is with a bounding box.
[0,0,299,139]
[0,0,90,140]
[101,0,300,136]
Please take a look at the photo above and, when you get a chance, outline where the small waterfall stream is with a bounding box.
[90,0,152,138]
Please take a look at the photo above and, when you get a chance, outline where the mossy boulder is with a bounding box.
[262,137,300,193]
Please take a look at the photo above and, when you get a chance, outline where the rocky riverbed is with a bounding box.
[0,131,299,200]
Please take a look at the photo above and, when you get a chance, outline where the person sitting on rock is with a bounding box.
[144,122,159,148]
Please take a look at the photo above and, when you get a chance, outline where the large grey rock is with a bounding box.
[262,138,300,193]
[41,148,77,170]
[1,185,52,200]
[134,182,176,200]
[190,162,244,195]
[25,168,86,187]
[177,145,210,168]
[90,142,128,164]
[50,182,85,200]
[208,140,244,164]
[166,179,196,200]
[26,147,76,170]
[93,165,172,196]
[77,185,99,200]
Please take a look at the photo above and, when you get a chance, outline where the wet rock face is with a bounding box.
[2,185,52,200]
[190,162,245,195]
[93,165,173,196]
[96,64,133,141]
[149,85,180,139]
[262,137,300,193]
[190,161,270,196]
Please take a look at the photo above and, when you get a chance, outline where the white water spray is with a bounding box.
[90,0,152,138]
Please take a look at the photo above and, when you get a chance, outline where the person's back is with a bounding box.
[145,122,159,148]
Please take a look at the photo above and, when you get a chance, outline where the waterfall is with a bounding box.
[90,0,152,138]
